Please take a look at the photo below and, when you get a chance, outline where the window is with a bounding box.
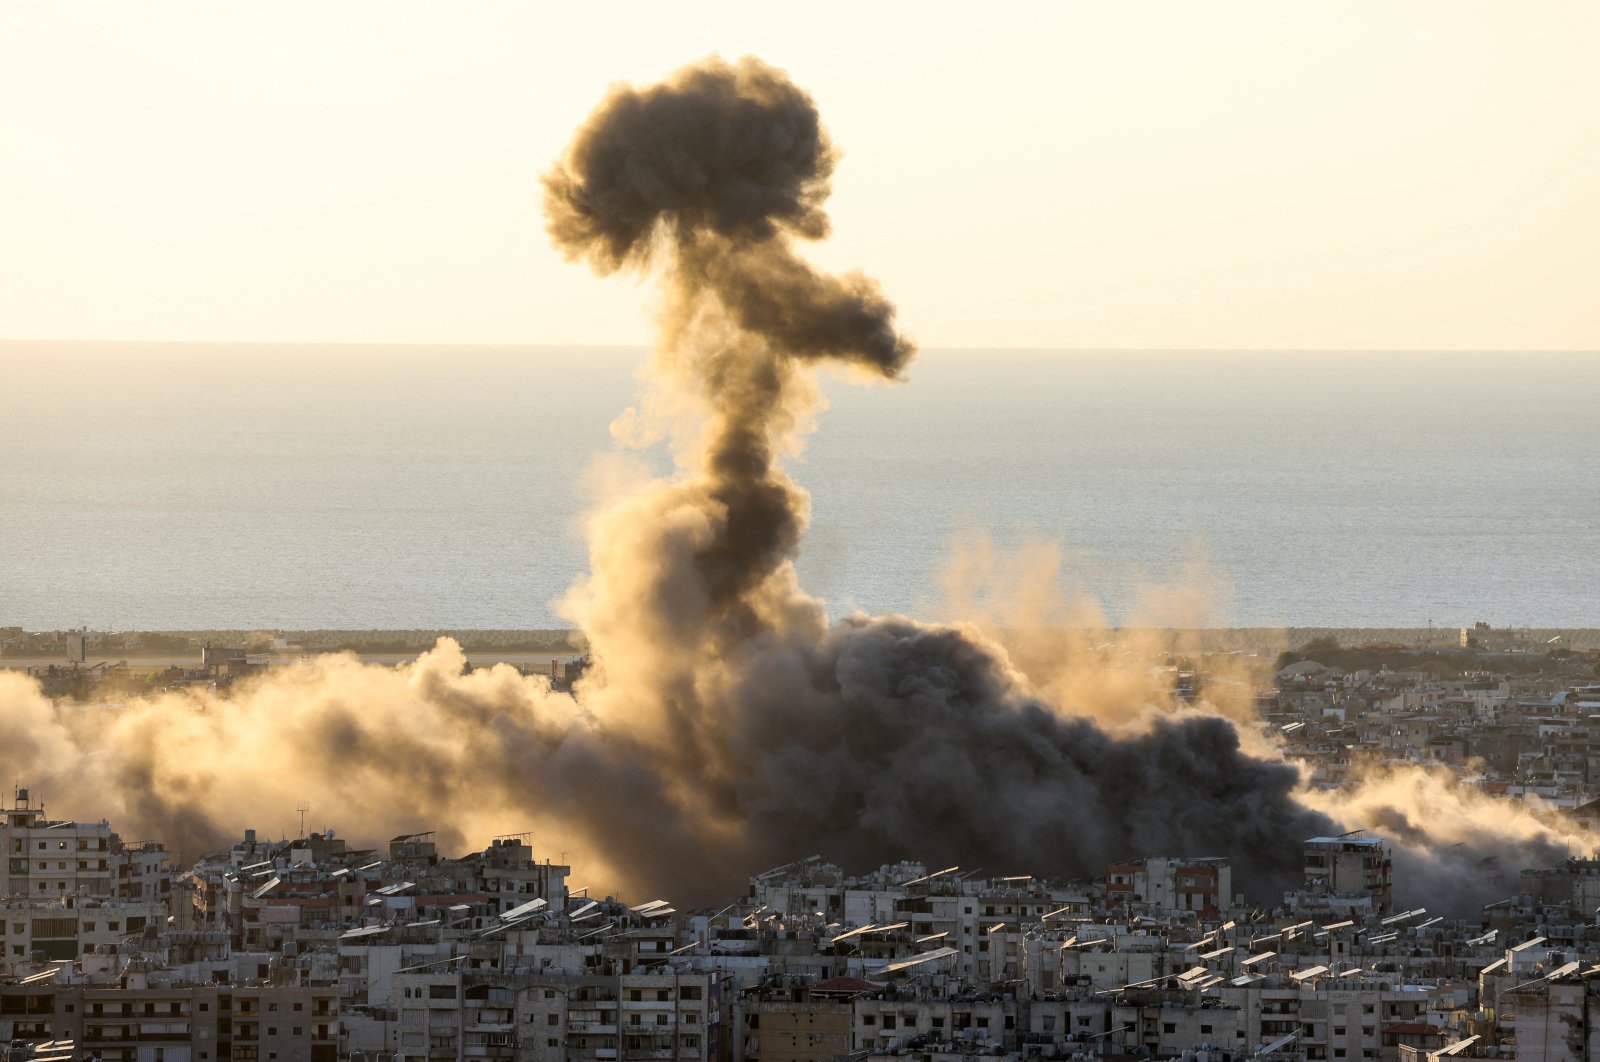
[1164,1023,1177,1035]
[655,1014,668,1026]
[656,990,669,1001]
[548,1015,558,1026]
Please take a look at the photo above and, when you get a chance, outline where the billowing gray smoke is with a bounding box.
[1,56,1580,917]
[539,55,1340,901]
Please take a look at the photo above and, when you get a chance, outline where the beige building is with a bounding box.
[2,789,171,905]
[0,978,338,1062]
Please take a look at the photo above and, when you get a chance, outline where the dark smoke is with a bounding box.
[543,56,910,376]
[539,55,1336,902]
[717,617,1339,895]
[2,57,1581,918]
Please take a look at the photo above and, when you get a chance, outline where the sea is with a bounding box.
[2,343,1596,632]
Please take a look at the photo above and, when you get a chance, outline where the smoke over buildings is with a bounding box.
[0,56,1589,915]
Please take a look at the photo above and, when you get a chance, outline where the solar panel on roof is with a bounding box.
[879,946,958,973]
[500,897,548,921]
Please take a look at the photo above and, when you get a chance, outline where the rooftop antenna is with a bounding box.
[297,801,310,838]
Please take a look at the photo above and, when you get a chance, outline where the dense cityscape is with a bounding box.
[3,11,1596,1062]
[5,626,1600,1062]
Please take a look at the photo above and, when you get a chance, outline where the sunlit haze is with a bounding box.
[2,0,1596,349]
[5,3,1600,1011]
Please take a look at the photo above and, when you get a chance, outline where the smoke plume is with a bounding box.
[0,57,1587,915]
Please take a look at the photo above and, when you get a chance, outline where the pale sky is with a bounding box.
[1,1,1596,350]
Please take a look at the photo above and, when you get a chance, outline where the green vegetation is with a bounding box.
[1276,636,1597,678]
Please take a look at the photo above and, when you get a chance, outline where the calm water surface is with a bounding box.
[2,344,1595,630]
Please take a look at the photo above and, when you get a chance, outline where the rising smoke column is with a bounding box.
[2,57,1584,913]
[540,56,1341,899]
[544,56,911,649]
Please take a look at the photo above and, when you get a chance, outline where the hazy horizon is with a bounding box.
[5,342,1596,632]
[2,32,1595,940]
